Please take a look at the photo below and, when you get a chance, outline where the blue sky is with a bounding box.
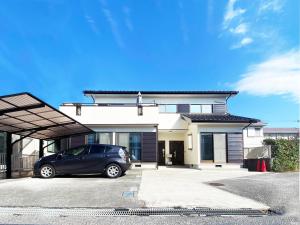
[0,0,299,127]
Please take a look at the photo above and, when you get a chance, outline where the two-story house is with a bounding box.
[59,90,260,169]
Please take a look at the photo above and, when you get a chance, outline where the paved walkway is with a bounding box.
[138,167,269,209]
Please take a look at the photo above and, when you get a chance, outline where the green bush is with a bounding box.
[266,139,299,172]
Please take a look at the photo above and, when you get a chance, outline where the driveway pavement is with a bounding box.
[0,168,298,225]
[138,167,269,209]
[0,170,144,208]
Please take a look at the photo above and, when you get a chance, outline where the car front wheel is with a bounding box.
[40,164,55,178]
[106,163,122,178]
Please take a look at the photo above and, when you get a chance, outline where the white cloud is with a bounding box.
[178,0,189,44]
[234,49,300,103]
[123,6,133,31]
[100,0,124,48]
[85,15,100,34]
[230,23,248,34]
[223,0,246,28]
[259,0,285,13]
[231,37,253,49]
[241,37,253,45]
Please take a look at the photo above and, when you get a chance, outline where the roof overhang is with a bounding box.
[181,114,260,124]
[0,92,93,140]
[84,90,239,98]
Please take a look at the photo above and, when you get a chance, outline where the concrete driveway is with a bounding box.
[0,170,144,208]
[0,167,268,210]
[138,167,269,209]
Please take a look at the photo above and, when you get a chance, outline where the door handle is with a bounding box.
[174,151,176,158]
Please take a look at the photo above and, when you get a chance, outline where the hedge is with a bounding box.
[263,139,299,172]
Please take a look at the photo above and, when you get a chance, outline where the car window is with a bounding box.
[89,145,106,154]
[64,146,86,156]
[105,146,115,153]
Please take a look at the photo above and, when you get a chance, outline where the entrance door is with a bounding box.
[201,133,213,161]
[213,134,227,163]
[158,141,165,165]
[169,141,184,165]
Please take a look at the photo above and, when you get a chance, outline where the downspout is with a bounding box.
[225,93,233,103]
[91,95,95,103]
[242,121,253,167]
[225,93,232,114]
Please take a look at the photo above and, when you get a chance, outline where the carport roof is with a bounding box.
[182,114,260,123]
[0,92,92,140]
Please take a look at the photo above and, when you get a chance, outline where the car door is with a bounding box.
[53,145,89,174]
[80,144,107,173]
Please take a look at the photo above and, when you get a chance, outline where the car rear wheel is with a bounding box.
[106,163,122,178]
[40,164,55,178]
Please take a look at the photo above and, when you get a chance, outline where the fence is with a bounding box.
[11,153,39,172]
[0,153,6,174]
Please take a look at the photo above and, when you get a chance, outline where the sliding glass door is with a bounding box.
[116,133,141,161]
[201,133,213,161]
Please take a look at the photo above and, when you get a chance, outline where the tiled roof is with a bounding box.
[182,113,260,123]
[83,90,238,95]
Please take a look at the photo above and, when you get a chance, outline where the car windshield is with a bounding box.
[64,146,86,156]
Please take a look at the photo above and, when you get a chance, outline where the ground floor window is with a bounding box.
[116,132,141,161]
[87,133,112,145]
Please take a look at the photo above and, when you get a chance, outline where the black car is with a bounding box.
[34,144,131,178]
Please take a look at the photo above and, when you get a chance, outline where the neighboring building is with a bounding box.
[243,122,266,148]
[263,128,300,140]
[59,90,260,169]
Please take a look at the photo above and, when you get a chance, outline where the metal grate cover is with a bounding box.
[0,207,269,217]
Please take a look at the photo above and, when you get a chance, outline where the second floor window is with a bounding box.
[190,104,212,113]
[159,104,177,113]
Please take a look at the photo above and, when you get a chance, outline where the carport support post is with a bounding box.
[5,132,12,179]
[39,139,44,158]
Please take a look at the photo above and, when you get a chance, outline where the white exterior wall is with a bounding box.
[243,127,264,148]
[60,105,159,125]
[158,113,188,130]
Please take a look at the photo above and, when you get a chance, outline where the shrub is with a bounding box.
[267,139,299,172]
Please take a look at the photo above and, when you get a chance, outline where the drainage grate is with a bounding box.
[208,182,225,186]
[0,207,269,217]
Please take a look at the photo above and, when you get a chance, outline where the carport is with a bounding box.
[0,92,93,178]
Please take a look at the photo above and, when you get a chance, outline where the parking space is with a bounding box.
[138,167,269,209]
[0,170,144,208]
[0,167,275,211]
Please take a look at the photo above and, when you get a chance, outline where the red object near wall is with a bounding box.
[256,159,261,171]
[261,160,267,172]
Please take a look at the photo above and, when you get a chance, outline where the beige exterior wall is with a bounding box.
[184,123,200,166]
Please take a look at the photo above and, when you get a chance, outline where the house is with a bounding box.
[59,90,260,169]
[263,128,300,140]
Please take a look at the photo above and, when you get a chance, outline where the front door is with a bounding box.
[158,141,166,165]
[169,141,184,165]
